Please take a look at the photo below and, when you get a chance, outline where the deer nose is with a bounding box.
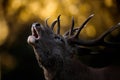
[32,22,45,30]
[35,23,41,27]
[32,22,40,28]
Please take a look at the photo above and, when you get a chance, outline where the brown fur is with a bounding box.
[27,16,120,80]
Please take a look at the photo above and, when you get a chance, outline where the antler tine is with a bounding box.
[63,28,79,37]
[57,15,61,34]
[74,14,94,38]
[51,20,57,30]
[96,23,120,44]
[63,14,94,37]
[69,23,120,46]
[45,17,50,27]
[69,16,75,36]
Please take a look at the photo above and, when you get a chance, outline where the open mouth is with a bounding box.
[31,25,40,39]
[33,27,39,38]
[27,23,41,44]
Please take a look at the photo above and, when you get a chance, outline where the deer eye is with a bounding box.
[54,36,64,43]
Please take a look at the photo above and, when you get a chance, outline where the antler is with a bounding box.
[64,14,94,37]
[45,17,50,27]
[51,20,57,30]
[51,15,61,34]
[69,16,75,36]
[65,14,120,46]
[46,14,120,46]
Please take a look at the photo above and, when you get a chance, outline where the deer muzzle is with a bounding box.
[27,22,42,45]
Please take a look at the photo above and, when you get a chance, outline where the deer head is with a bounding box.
[27,14,120,80]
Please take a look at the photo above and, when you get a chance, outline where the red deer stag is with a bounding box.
[27,14,120,80]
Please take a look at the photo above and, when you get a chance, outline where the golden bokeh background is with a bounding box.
[0,0,120,80]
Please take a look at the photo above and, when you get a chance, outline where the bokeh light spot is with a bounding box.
[104,0,113,7]
[85,25,96,38]
[0,20,9,46]
[1,52,17,71]
[39,1,58,19]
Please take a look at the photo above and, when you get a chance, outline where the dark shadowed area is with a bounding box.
[0,0,120,80]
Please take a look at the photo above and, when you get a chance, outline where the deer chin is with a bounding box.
[27,35,36,45]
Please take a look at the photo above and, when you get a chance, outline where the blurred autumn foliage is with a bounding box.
[0,0,120,80]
